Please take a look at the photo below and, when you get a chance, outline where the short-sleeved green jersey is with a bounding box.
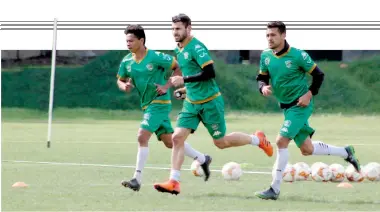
[174,37,220,104]
[117,49,175,109]
[259,46,317,104]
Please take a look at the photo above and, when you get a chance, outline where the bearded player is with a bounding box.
[254,21,361,200]
[117,24,212,192]
[153,14,273,195]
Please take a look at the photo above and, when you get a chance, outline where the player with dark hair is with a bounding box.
[153,14,273,195]
[117,24,212,192]
[254,21,361,200]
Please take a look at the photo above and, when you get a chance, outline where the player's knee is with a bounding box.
[172,133,185,146]
[163,140,173,149]
[137,135,149,146]
[276,136,290,149]
[213,138,227,149]
[300,143,313,156]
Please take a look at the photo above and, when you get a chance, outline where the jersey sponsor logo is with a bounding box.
[199,52,207,58]
[285,60,292,68]
[195,44,202,49]
[265,57,270,66]
[302,52,308,60]
[146,63,153,71]
[213,131,222,137]
[155,52,161,56]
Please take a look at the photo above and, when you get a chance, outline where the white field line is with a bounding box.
[2,160,272,175]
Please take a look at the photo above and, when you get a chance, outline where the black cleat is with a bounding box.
[121,178,141,191]
[344,145,361,172]
[255,187,280,200]
[200,155,212,181]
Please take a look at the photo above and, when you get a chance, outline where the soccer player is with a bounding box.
[117,24,212,192]
[153,14,273,195]
[254,21,361,200]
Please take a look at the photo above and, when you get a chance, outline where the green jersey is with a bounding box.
[259,46,317,104]
[174,37,220,104]
[117,49,175,109]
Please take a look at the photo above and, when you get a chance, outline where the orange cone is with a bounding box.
[12,182,28,188]
[337,182,353,188]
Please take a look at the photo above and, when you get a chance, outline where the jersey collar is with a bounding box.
[177,36,193,51]
[273,40,290,58]
[132,48,148,64]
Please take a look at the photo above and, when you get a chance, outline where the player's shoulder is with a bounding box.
[121,53,133,63]
[191,37,208,50]
[260,48,272,57]
[289,47,309,56]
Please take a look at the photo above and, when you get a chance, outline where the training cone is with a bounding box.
[337,182,353,188]
[12,182,28,188]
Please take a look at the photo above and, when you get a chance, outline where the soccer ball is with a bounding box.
[190,160,204,177]
[221,162,242,180]
[329,163,345,182]
[294,162,311,181]
[363,162,380,181]
[345,164,364,182]
[282,164,296,182]
[311,162,332,182]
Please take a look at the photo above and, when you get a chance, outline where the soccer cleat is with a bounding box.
[344,145,361,172]
[121,178,141,191]
[255,130,273,157]
[200,155,212,181]
[255,187,280,200]
[153,179,180,195]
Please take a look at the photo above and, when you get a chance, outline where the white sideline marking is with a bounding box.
[2,160,272,175]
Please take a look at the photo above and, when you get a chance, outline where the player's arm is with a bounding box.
[183,46,215,83]
[116,61,133,92]
[256,52,272,96]
[298,51,325,96]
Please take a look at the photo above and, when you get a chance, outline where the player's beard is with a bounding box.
[175,33,187,43]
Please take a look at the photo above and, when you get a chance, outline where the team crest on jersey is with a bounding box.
[146,63,153,71]
[285,60,292,68]
[184,52,189,60]
[265,57,270,66]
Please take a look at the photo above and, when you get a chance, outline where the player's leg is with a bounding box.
[121,108,159,191]
[255,106,307,200]
[157,120,212,180]
[154,101,201,194]
[297,125,361,172]
[201,96,273,156]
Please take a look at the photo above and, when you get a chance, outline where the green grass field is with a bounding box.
[2,109,380,211]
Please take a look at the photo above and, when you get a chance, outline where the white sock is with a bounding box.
[270,148,289,194]
[312,141,348,158]
[184,142,206,164]
[251,135,260,146]
[170,169,181,182]
[133,147,149,183]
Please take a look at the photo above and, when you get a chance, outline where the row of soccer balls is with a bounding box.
[190,160,380,182]
[283,162,380,183]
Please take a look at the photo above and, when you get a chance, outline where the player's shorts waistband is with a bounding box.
[185,92,221,104]
[142,100,171,110]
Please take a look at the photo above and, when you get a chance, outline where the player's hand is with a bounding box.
[155,83,168,96]
[297,91,312,107]
[170,76,184,87]
[174,88,186,100]
[262,85,272,96]
[124,78,134,92]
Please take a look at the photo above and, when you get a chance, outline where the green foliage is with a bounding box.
[2,51,380,113]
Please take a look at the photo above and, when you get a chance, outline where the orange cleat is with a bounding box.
[255,130,273,157]
[153,179,180,195]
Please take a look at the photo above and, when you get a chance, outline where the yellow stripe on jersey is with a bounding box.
[185,92,221,104]
[170,57,177,70]
[259,70,268,75]
[201,60,214,69]
[308,63,317,74]
[142,100,171,110]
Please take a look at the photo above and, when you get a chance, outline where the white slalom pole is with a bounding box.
[47,18,58,148]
